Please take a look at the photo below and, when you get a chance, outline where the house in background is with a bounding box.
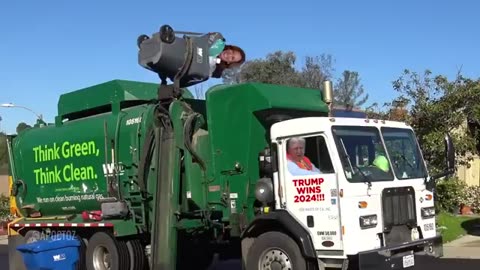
[455,116,480,186]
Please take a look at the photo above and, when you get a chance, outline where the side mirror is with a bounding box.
[445,133,455,173]
[430,133,456,182]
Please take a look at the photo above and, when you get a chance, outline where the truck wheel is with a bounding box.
[245,232,306,270]
[126,239,147,270]
[86,232,130,270]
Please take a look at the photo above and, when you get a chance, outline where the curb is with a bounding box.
[443,246,480,259]
[444,234,480,247]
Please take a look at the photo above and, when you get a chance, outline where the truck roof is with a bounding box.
[205,82,329,113]
[270,116,412,139]
[57,79,195,120]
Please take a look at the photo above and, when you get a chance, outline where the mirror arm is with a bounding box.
[430,168,455,182]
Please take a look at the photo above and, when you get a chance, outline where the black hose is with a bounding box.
[12,179,26,197]
[183,113,206,172]
[137,127,155,197]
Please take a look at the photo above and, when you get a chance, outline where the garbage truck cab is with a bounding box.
[241,89,456,269]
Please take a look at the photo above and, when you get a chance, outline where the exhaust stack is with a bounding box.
[323,80,334,116]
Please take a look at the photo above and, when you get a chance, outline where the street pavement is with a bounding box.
[1,235,479,269]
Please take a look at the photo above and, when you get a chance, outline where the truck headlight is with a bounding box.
[421,207,435,219]
[359,214,378,229]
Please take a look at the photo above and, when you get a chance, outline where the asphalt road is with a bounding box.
[1,245,479,270]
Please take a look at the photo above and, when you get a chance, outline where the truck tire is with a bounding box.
[126,239,147,270]
[86,232,130,270]
[245,231,306,270]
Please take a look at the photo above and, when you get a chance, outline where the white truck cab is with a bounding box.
[243,115,455,270]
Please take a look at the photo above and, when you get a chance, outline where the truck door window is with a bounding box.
[285,135,334,176]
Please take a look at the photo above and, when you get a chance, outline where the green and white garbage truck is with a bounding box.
[7,25,456,270]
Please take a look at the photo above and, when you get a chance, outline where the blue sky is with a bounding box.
[1,0,479,134]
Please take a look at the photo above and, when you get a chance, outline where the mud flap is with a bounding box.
[357,235,443,270]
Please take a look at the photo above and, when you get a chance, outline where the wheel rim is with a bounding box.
[93,245,111,270]
[258,248,292,270]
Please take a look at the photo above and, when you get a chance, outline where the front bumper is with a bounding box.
[357,235,443,270]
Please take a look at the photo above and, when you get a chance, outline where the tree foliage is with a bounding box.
[299,55,335,90]
[0,133,7,174]
[371,69,480,173]
[334,70,369,107]
[221,51,335,89]
[221,50,373,110]
[16,122,31,134]
[0,132,7,165]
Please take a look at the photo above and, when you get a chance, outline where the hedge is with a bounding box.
[435,177,480,214]
[0,194,10,221]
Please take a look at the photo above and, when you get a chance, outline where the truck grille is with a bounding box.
[381,186,417,246]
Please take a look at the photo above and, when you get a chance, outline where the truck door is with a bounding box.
[280,134,343,250]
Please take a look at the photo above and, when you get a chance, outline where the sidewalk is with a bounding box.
[0,235,7,246]
[443,234,480,259]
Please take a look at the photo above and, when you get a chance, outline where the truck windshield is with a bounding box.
[381,127,428,180]
[332,126,394,183]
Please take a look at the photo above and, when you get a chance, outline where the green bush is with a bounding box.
[434,177,467,213]
[459,185,480,213]
[0,194,10,221]
[435,177,480,214]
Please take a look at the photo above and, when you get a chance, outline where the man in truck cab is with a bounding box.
[373,155,390,172]
[286,137,322,175]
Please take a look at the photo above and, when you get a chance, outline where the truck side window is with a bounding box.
[286,135,334,176]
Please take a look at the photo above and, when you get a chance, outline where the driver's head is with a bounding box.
[219,45,245,67]
[287,137,306,161]
[373,155,390,172]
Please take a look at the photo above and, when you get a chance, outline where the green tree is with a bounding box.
[334,70,369,108]
[16,122,31,134]
[390,69,480,173]
[0,132,7,165]
[0,132,7,174]
[221,51,335,89]
[298,55,335,89]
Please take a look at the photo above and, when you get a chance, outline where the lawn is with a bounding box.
[437,211,480,243]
